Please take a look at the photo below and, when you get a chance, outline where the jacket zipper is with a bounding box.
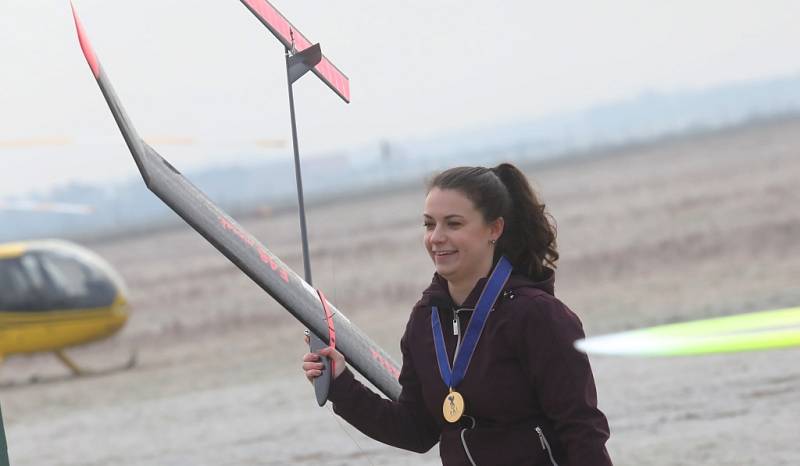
[535,426,559,466]
[453,308,463,355]
[453,309,476,465]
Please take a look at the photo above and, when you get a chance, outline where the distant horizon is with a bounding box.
[2,100,799,243]
[3,69,800,202]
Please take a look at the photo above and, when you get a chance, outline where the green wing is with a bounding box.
[575,307,800,356]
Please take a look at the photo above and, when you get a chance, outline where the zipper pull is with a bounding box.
[535,426,546,450]
[452,316,459,335]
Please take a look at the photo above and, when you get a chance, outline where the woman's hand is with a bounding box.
[302,338,346,383]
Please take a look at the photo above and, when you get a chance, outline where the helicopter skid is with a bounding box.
[0,350,137,388]
[53,349,137,377]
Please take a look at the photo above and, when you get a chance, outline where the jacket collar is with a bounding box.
[422,266,555,310]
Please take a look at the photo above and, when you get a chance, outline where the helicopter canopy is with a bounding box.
[0,241,125,312]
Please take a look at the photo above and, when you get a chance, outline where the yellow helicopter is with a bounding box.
[0,239,133,376]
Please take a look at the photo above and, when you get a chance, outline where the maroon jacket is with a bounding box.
[329,270,612,465]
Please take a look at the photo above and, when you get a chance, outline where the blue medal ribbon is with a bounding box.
[431,256,513,389]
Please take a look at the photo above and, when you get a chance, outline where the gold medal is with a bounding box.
[442,389,465,423]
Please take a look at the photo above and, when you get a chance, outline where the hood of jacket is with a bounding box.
[420,266,555,311]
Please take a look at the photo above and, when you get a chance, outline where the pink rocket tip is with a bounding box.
[70,1,100,78]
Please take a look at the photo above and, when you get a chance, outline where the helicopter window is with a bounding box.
[37,251,116,309]
[0,257,41,310]
[40,254,89,298]
[20,254,47,292]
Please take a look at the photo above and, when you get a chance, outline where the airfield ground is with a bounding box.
[2,117,800,465]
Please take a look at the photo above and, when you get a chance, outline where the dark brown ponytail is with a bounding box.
[491,163,558,279]
[428,163,558,280]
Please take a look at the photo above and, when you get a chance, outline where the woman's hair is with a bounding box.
[427,163,558,279]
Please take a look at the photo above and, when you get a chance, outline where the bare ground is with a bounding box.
[2,117,799,465]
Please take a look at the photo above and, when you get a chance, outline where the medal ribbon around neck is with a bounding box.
[431,256,513,391]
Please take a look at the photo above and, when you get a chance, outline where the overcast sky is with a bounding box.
[2,0,800,198]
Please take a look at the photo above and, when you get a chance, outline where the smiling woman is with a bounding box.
[303,163,612,465]
[423,187,505,306]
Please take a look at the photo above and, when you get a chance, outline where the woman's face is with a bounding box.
[423,188,503,284]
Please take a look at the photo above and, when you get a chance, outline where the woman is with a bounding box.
[303,163,612,465]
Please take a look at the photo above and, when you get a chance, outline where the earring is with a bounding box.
[489,239,497,245]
